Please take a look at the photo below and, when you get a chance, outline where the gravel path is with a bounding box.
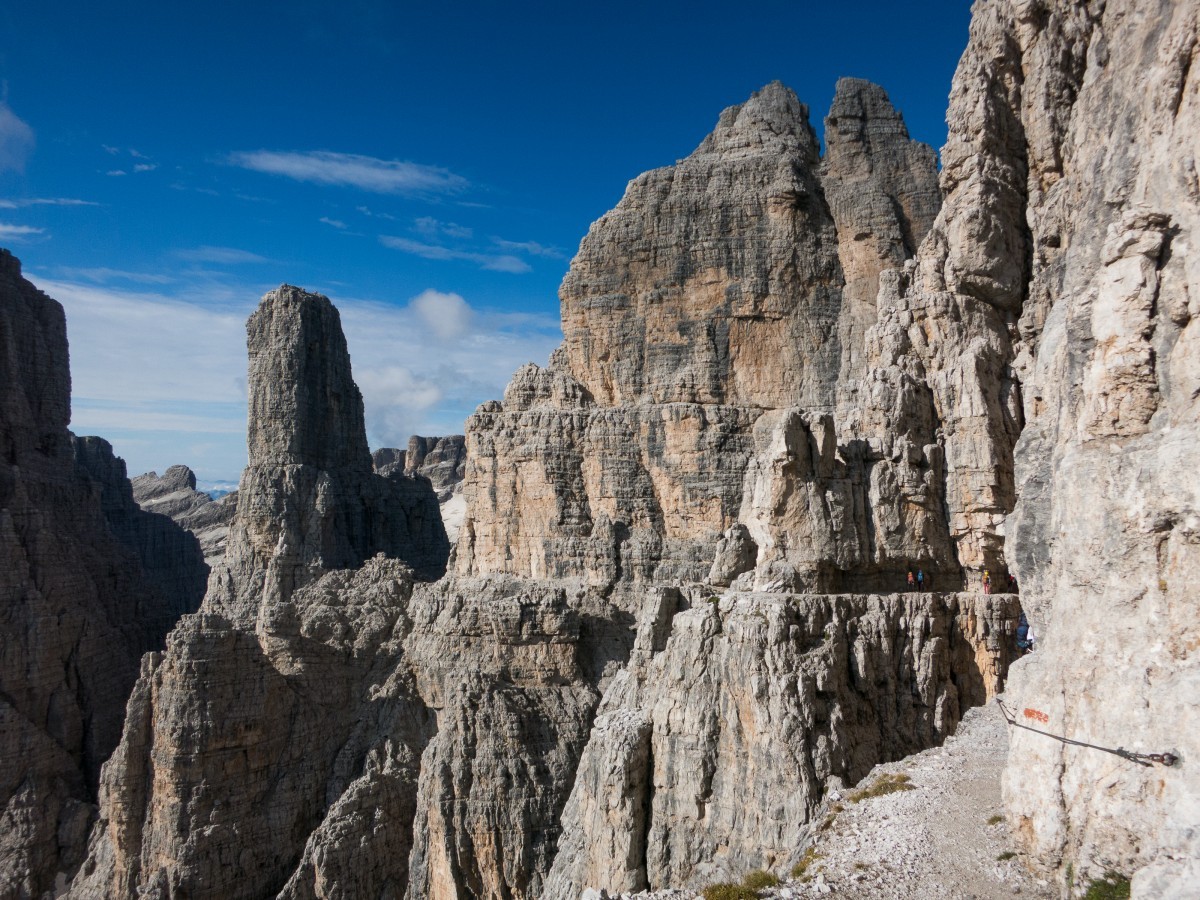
[603,698,1055,900]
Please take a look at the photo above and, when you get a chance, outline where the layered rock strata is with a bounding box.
[204,285,449,626]
[0,250,206,898]
[456,79,966,593]
[132,464,238,565]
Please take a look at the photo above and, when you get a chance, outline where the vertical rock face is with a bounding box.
[949,0,1200,892]
[457,79,957,592]
[132,465,239,566]
[0,250,205,898]
[205,285,449,625]
[403,434,467,501]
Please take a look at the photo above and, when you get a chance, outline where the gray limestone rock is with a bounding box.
[375,435,469,543]
[456,80,956,592]
[205,285,449,627]
[132,465,238,566]
[0,250,206,898]
[543,591,1020,896]
[969,0,1200,891]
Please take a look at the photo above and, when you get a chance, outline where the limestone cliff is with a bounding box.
[544,590,1018,896]
[132,465,238,566]
[456,79,961,593]
[0,250,206,898]
[936,0,1200,893]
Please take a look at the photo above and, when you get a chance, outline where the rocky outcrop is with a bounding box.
[205,285,449,626]
[0,250,205,898]
[374,435,468,542]
[132,465,238,565]
[74,441,209,619]
[946,0,1200,893]
[544,591,1019,896]
[456,79,959,593]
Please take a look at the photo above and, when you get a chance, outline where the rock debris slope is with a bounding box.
[456,79,969,594]
[0,250,207,899]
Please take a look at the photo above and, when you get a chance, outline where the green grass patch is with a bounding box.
[1083,872,1131,900]
[741,870,780,891]
[847,772,916,803]
[791,847,822,880]
[997,851,1017,861]
[701,884,758,900]
[987,814,1004,826]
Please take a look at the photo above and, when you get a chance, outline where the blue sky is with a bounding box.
[0,1,971,487]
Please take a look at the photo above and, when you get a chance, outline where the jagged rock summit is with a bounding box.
[457,77,960,594]
[14,0,1200,889]
[61,80,1027,900]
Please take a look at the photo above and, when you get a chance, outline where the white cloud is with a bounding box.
[319,216,347,229]
[410,289,474,340]
[379,235,530,273]
[28,274,562,482]
[0,197,97,208]
[133,163,157,173]
[355,205,396,220]
[0,223,44,239]
[106,169,127,177]
[175,245,270,264]
[0,101,34,173]
[228,150,467,195]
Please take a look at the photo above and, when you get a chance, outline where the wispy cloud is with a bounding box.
[228,150,468,196]
[356,205,396,220]
[0,101,35,173]
[0,223,44,240]
[319,216,347,229]
[415,216,472,240]
[55,266,174,285]
[103,147,156,176]
[492,237,566,259]
[175,245,270,265]
[0,197,97,209]
[379,235,530,273]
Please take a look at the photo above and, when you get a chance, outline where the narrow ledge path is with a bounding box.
[604,698,1056,900]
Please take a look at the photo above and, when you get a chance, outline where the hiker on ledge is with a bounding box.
[906,569,915,591]
[916,569,926,592]
[983,570,992,594]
